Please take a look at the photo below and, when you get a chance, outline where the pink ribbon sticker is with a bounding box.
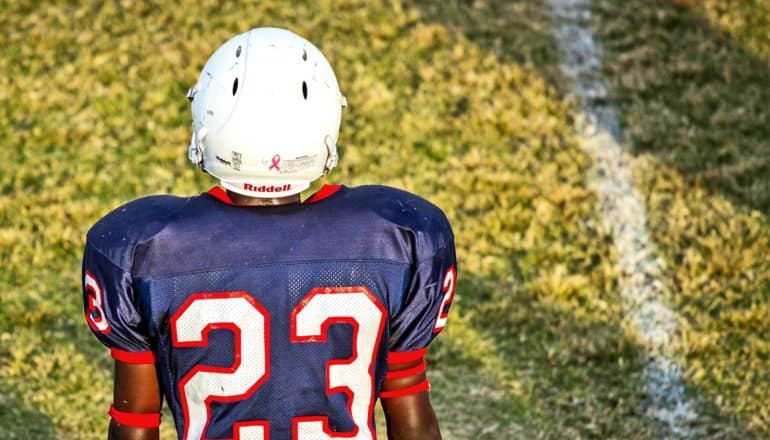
[269,154,281,171]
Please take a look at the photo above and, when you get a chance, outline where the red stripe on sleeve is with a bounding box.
[110,348,156,364]
[385,359,427,380]
[379,379,430,399]
[387,347,427,364]
[109,405,161,428]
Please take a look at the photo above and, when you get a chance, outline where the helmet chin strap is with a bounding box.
[323,135,338,175]
[321,94,346,175]
[188,126,208,170]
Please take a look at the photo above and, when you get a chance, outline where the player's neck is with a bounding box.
[225,190,301,206]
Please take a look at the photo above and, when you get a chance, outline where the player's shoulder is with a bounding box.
[344,185,454,248]
[85,194,195,269]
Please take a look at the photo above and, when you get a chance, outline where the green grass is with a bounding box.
[591,0,770,213]
[1,0,768,438]
[591,0,770,436]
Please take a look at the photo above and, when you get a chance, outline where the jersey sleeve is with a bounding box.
[387,240,457,355]
[82,241,154,363]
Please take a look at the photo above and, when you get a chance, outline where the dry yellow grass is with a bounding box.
[592,0,770,435]
[1,0,767,438]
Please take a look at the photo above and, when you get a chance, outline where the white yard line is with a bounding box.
[549,0,697,436]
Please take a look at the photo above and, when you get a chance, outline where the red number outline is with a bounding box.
[290,287,387,439]
[233,421,270,440]
[170,291,270,440]
[84,271,112,334]
[433,266,456,333]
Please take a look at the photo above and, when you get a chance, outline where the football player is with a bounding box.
[82,27,456,440]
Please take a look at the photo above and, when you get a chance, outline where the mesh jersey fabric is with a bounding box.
[82,184,456,439]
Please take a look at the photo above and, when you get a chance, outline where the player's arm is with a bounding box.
[382,241,455,438]
[83,217,164,439]
[380,357,441,440]
[108,360,162,440]
[380,350,441,440]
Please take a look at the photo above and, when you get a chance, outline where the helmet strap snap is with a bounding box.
[323,135,338,175]
[188,127,208,170]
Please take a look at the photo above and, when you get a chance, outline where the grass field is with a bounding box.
[1,0,768,439]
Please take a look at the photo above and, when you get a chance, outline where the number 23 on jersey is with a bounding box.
[85,266,456,440]
[171,287,386,440]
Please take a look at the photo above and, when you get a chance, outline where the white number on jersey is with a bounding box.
[171,292,269,440]
[170,288,385,440]
[433,266,456,332]
[291,287,385,439]
[84,271,112,334]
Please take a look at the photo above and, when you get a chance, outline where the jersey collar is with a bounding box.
[206,184,342,206]
[304,184,343,203]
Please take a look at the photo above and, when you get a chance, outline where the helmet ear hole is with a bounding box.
[232,78,239,96]
[302,81,308,100]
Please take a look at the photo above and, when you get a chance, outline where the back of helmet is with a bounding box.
[188,27,346,197]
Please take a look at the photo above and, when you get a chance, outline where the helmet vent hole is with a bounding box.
[236,45,242,57]
[302,49,307,61]
[232,78,239,96]
[302,81,308,100]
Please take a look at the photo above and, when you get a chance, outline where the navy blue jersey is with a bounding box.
[82,184,456,440]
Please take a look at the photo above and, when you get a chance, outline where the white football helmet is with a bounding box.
[187,27,347,197]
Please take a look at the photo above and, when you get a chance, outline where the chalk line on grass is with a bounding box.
[548,0,698,437]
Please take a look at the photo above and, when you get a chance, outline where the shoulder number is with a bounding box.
[433,266,456,333]
[170,287,386,440]
[84,271,112,334]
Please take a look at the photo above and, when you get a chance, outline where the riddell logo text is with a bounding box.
[243,183,292,192]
